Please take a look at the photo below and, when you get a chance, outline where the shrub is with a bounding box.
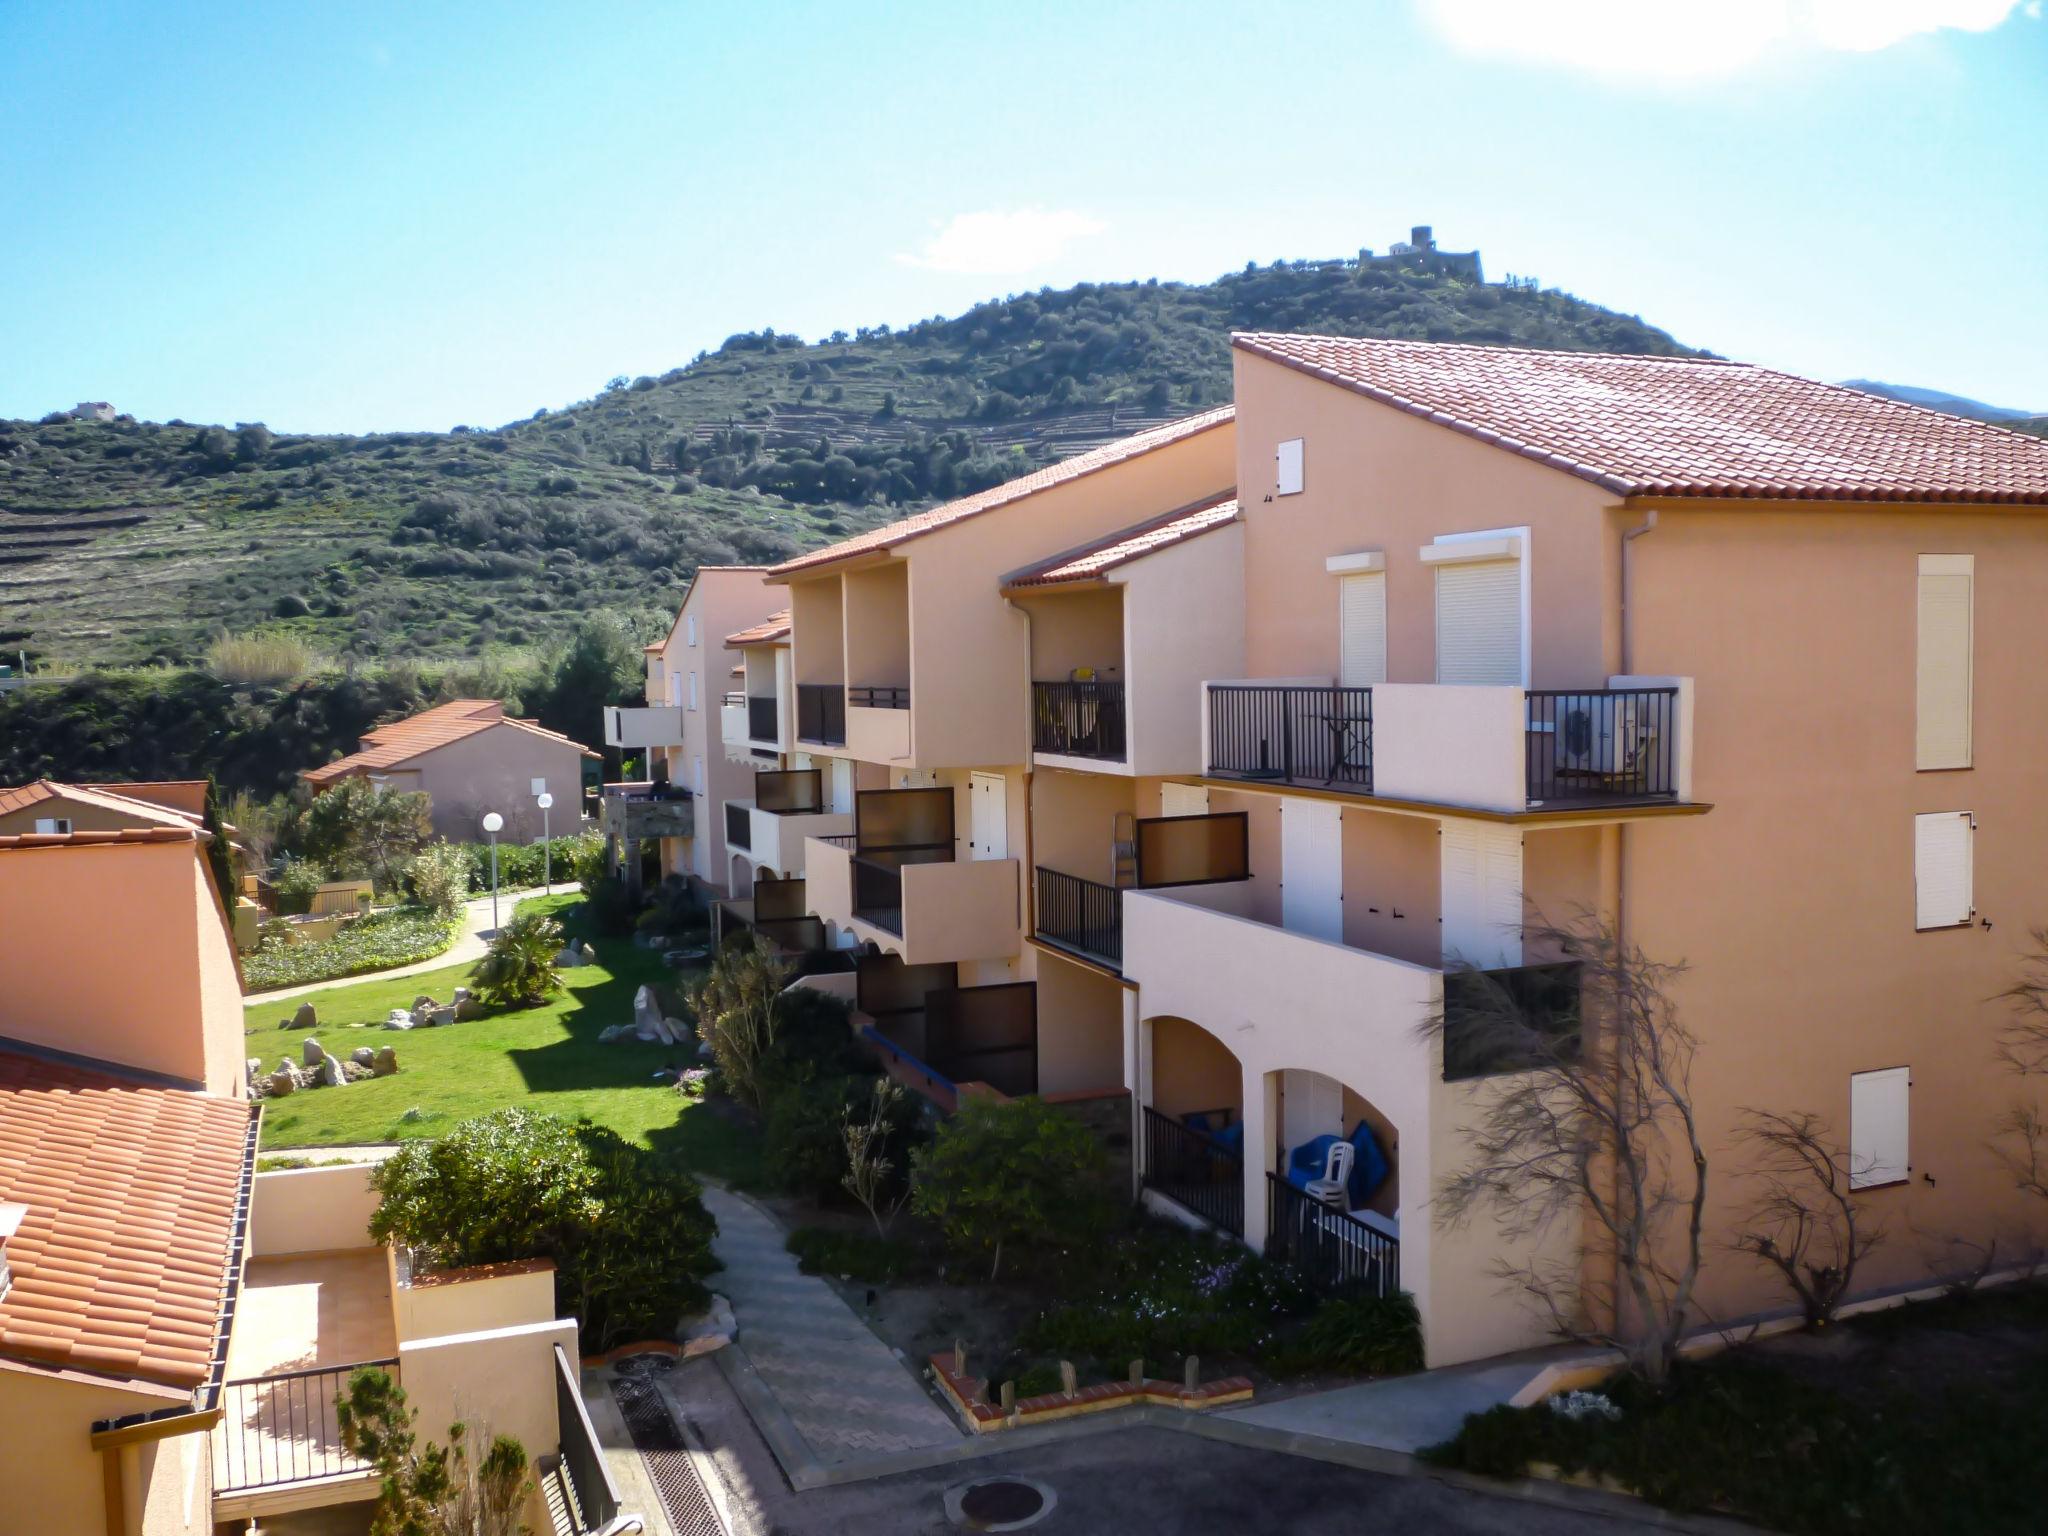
[337,1367,530,1536]
[691,940,792,1113]
[368,1109,719,1349]
[206,628,323,684]
[469,908,563,1008]
[1296,1291,1424,1375]
[273,857,328,915]
[785,1227,929,1284]
[764,1071,921,1203]
[297,774,433,891]
[455,832,600,894]
[406,842,470,916]
[243,907,459,990]
[912,1097,1113,1279]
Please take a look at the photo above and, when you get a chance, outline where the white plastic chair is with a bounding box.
[1302,1139,1354,1210]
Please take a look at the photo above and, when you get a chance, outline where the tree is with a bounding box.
[406,842,470,917]
[689,938,791,1113]
[469,908,563,1008]
[1731,1109,1883,1329]
[336,1364,530,1536]
[912,1097,1110,1279]
[298,774,433,890]
[1992,926,2048,1203]
[842,1078,912,1236]
[201,773,237,911]
[1426,913,1707,1387]
[523,614,647,750]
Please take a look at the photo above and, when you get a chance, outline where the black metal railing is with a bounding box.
[1035,866,1122,968]
[551,1344,622,1532]
[819,832,858,849]
[796,682,847,745]
[1207,685,1372,790]
[213,1359,398,1491]
[725,800,751,850]
[1525,687,1679,807]
[1033,680,1127,761]
[850,846,951,935]
[1266,1175,1401,1297]
[747,694,778,742]
[848,683,909,709]
[1141,1106,1244,1237]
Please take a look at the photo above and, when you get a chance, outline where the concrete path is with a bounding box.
[1220,1347,1570,1453]
[246,883,575,1002]
[699,1186,960,1475]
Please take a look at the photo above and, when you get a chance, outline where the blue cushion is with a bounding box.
[1212,1120,1244,1158]
[1346,1120,1390,1206]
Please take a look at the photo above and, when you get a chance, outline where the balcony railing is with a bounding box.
[1035,866,1122,969]
[1525,687,1679,807]
[1265,1175,1400,1297]
[746,694,778,742]
[725,800,751,851]
[851,846,952,935]
[1208,685,1373,790]
[848,683,909,709]
[1140,1106,1243,1237]
[1033,680,1127,761]
[547,1343,623,1533]
[796,683,847,745]
[213,1359,397,1492]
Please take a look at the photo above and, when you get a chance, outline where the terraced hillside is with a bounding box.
[1,251,1702,668]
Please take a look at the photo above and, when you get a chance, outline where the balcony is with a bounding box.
[748,694,778,742]
[807,836,1020,965]
[847,683,912,761]
[1033,680,1127,764]
[720,691,783,760]
[742,769,853,873]
[1205,681,1688,814]
[602,703,686,749]
[597,781,693,842]
[1034,865,1124,970]
[796,682,847,746]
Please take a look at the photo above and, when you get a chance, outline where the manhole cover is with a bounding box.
[946,1476,1056,1531]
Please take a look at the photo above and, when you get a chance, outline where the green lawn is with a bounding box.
[244,893,759,1184]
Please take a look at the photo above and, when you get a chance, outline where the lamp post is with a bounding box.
[537,792,555,891]
[482,811,504,933]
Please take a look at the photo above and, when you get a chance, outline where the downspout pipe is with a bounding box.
[1612,506,1658,1342]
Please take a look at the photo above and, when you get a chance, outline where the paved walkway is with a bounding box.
[246,883,574,1002]
[700,1186,960,1472]
[1220,1345,1575,1453]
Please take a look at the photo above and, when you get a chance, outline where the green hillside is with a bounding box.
[0,253,1701,669]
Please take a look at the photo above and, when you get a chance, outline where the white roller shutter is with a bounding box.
[1914,811,1973,930]
[1339,572,1387,688]
[1850,1067,1910,1188]
[1916,555,1973,770]
[1441,821,1523,967]
[1280,798,1343,943]
[1436,559,1521,686]
[1160,782,1209,817]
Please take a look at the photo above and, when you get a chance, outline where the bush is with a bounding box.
[764,1071,922,1203]
[296,774,433,891]
[369,1109,719,1350]
[912,1097,1113,1279]
[691,940,792,1112]
[243,907,460,991]
[206,629,322,685]
[406,842,469,916]
[469,908,563,1008]
[785,1226,930,1284]
[1296,1291,1424,1375]
[454,831,600,894]
[273,857,327,915]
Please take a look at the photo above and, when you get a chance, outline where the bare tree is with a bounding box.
[1426,912,1707,1387]
[842,1078,909,1237]
[1990,927,2048,1205]
[1731,1110,1882,1329]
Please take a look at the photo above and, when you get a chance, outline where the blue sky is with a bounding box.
[3,1,2042,433]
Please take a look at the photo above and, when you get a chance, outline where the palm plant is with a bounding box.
[470,908,563,1008]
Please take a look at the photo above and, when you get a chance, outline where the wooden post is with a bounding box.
[953,1339,966,1376]
[999,1380,1015,1413]
[1128,1358,1144,1386]
[1059,1360,1077,1398]
[1184,1355,1200,1390]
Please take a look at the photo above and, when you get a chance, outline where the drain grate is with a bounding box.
[611,1357,725,1536]
[946,1475,1058,1531]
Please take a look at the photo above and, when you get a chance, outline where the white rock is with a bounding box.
[301,1036,325,1067]
[679,1294,736,1358]
[319,1052,346,1088]
[350,1047,376,1067]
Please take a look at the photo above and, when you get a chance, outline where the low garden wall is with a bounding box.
[397,1257,558,1344]
[248,1163,382,1257]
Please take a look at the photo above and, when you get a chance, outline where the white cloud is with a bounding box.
[1417,0,2028,79]
[897,208,1106,276]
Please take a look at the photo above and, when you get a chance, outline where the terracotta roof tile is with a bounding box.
[767,406,1236,578]
[1233,333,2048,504]
[302,699,596,785]
[0,1051,252,1391]
[1004,495,1240,589]
[724,610,792,647]
[0,825,201,853]
[0,780,203,831]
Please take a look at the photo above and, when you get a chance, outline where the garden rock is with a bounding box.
[245,1057,263,1090]
[301,1037,325,1068]
[384,1009,414,1030]
[555,943,592,967]
[319,1051,347,1088]
[350,1046,376,1068]
[342,1061,373,1083]
[454,997,482,1021]
[453,987,471,1004]
[413,994,438,1010]
[292,1002,318,1030]
[678,1294,735,1359]
[372,1046,398,1077]
[265,1069,297,1097]
[429,1005,457,1027]
[598,1024,634,1044]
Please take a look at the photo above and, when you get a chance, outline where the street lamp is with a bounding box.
[481,811,504,932]
[537,792,555,891]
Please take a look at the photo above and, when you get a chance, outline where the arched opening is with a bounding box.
[1138,1015,1248,1237]
[728,853,755,899]
[1266,1068,1400,1225]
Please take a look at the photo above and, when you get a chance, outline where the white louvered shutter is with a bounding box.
[1280,798,1343,942]
[1276,438,1304,496]
[1441,821,1523,967]
[1916,555,1972,770]
[1436,559,1521,685]
[1913,811,1973,930]
[1339,572,1387,688]
[1850,1067,1910,1188]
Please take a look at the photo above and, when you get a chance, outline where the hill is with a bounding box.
[1,250,1702,669]
[1840,379,2042,425]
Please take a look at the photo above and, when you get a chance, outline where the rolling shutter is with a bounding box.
[1441,821,1523,967]
[1850,1067,1909,1188]
[1436,559,1521,686]
[1280,798,1343,943]
[1913,811,1973,930]
[1916,555,1973,770]
[1160,782,1209,817]
[1339,572,1387,688]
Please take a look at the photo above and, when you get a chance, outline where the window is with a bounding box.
[688,670,699,711]
[1338,570,1387,687]
[1916,554,1972,770]
[1276,438,1304,496]
[1425,532,1527,687]
[686,614,699,647]
[1913,810,1973,929]
[1849,1067,1910,1188]
[33,817,71,835]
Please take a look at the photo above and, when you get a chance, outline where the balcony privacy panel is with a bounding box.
[747,695,778,741]
[1135,812,1250,888]
[856,952,956,1017]
[755,875,808,922]
[1441,960,1583,1081]
[856,786,953,851]
[756,768,824,814]
[927,982,1037,1097]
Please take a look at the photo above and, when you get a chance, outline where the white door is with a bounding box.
[969,772,1007,860]
[1339,572,1387,688]
[1161,781,1209,817]
[1280,798,1343,942]
[1440,821,1523,967]
[1436,559,1522,686]
[830,757,855,815]
[1282,1069,1344,1156]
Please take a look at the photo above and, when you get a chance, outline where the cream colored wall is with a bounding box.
[0,1367,182,1535]
[397,1266,557,1344]
[0,840,243,1094]
[1033,950,1126,1095]
[1031,769,1137,885]
[1340,808,1442,967]
[407,724,588,844]
[134,1423,212,1536]
[1146,1015,1243,1119]
[1119,520,1246,776]
[1205,787,1282,926]
[1024,587,1124,680]
[1370,685,1527,811]
[1231,350,1617,688]
[899,856,1020,965]
[249,1164,382,1257]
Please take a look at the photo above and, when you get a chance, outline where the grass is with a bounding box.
[244,891,760,1184]
[241,906,462,991]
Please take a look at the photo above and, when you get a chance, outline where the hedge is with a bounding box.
[243,907,462,992]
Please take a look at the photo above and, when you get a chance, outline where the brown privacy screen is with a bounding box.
[754,875,808,922]
[857,952,957,1017]
[756,768,824,814]
[927,981,1037,1097]
[1134,812,1250,888]
[855,786,953,850]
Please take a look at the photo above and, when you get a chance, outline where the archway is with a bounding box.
[728,853,755,899]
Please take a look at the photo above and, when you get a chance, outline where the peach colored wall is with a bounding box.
[844,563,911,687]
[1618,501,2048,1321]
[1031,769,1137,886]
[0,840,243,1095]
[397,1265,557,1344]
[1146,1015,1243,1119]
[1118,520,1246,776]
[898,857,1021,965]
[404,723,589,844]
[1231,350,1617,689]
[0,794,183,838]
[790,574,844,684]
[249,1164,382,1256]
[0,1369,197,1536]
[134,1424,212,1536]
[1033,950,1126,1095]
[1521,824,1610,949]
[1205,787,1281,926]
[1023,586,1124,682]
[1340,808,1442,967]
[397,1317,576,1532]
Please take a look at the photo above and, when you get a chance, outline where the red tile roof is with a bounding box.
[1004,495,1240,589]
[724,610,792,647]
[302,699,597,786]
[0,780,203,830]
[0,825,201,853]
[1233,333,2048,504]
[767,406,1237,578]
[0,1050,253,1391]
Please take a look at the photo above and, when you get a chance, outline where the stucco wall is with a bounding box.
[1119,520,1247,776]
[1030,768,1136,886]
[0,793,186,838]
[397,1262,557,1344]
[249,1163,383,1257]
[1024,585,1123,682]
[1340,808,1442,967]
[1033,949,1125,1095]
[405,723,590,844]
[0,1368,185,1535]
[397,1317,577,1528]
[843,563,911,688]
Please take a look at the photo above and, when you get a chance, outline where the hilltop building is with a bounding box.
[1360,224,1483,283]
